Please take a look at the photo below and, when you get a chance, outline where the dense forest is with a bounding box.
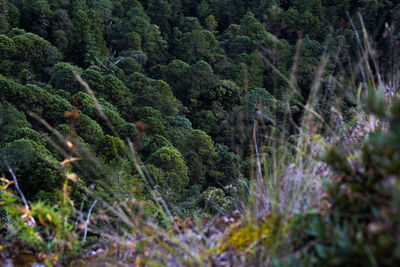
[1,0,400,266]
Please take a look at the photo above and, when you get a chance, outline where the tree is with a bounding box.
[147,146,189,199]
[23,0,52,38]
[0,34,17,75]
[82,104,126,133]
[101,74,134,118]
[8,127,46,147]
[161,59,190,97]
[71,10,100,66]
[0,101,32,143]
[165,116,193,149]
[87,9,107,55]
[118,122,140,145]
[208,0,242,30]
[228,35,256,58]
[228,87,277,156]
[141,134,171,158]
[284,1,324,40]
[205,15,218,35]
[198,79,241,111]
[239,11,280,49]
[178,16,203,34]
[2,139,61,201]
[118,57,142,75]
[75,113,104,144]
[153,80,179,116]
[97,134,124,161]
[7,3,20,29]
[234,52,265,89]
[193,110,220,136]
[186,60,218,108]
[44,96,74,125]
[133,106,166,136]
[196,186,234,214]
[215,143,242,184]
[81,67,105,95]
[50,62,82,93]
[179,30,220,64]
[197,0,211,21]
[147,0,172,34]
[184,151,207,186]
[109,3,168,64]
[9,32,61,81]
[183,129,217,168]
[51,9,73,52]
[0,0,10,33]
[71,91,95,110]
[126,72,152,96]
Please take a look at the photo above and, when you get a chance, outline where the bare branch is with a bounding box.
[82,199,97,244]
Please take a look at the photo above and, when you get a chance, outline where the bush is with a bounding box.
[118,123,140,145]
[75,113,104,144]
[50,62,82,94]
[97,134,124,162]
[0,101,31,143]
[291,96,400,266]
[147,146,189,200]
[2,139,61,200]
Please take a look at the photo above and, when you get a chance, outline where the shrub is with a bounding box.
[147,146,189,200]
[75,113,104,144]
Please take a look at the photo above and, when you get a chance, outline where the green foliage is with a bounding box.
[154,80,179,116]
[100,74,133,117]
[118,122,140,144]
[119,57,142,75]
[0,30,60,81]
[179,30,220,64]
[8,127,46,146]
[205,15,218,35]
[133,106,166,136]
[0,178,81,264]
[75,113,104,144]
[45,96,74,125]
[97,134,124,161]
[184,129,217,165]
[215,143,242,184]
[51,9,73,52]
[147,0,172,33]
[196,186,234,214]
[186,60,218,107]
[197,0,211,21]
[0,101,31,143]
[50,62,82,94]
[71,91,95,109]
[147,146,189,201]
[110,2,167,65]
[2,139,61,200]
[234,52,265,89]
[0,0,10,33]
[141,134,171,158]
[239,11,278,48]
[0,34,17,74]
[71,10,101,66]
[183,130,219,185]
[193,110,220,136]
[165,115,193,148]
[161,59,190,97]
